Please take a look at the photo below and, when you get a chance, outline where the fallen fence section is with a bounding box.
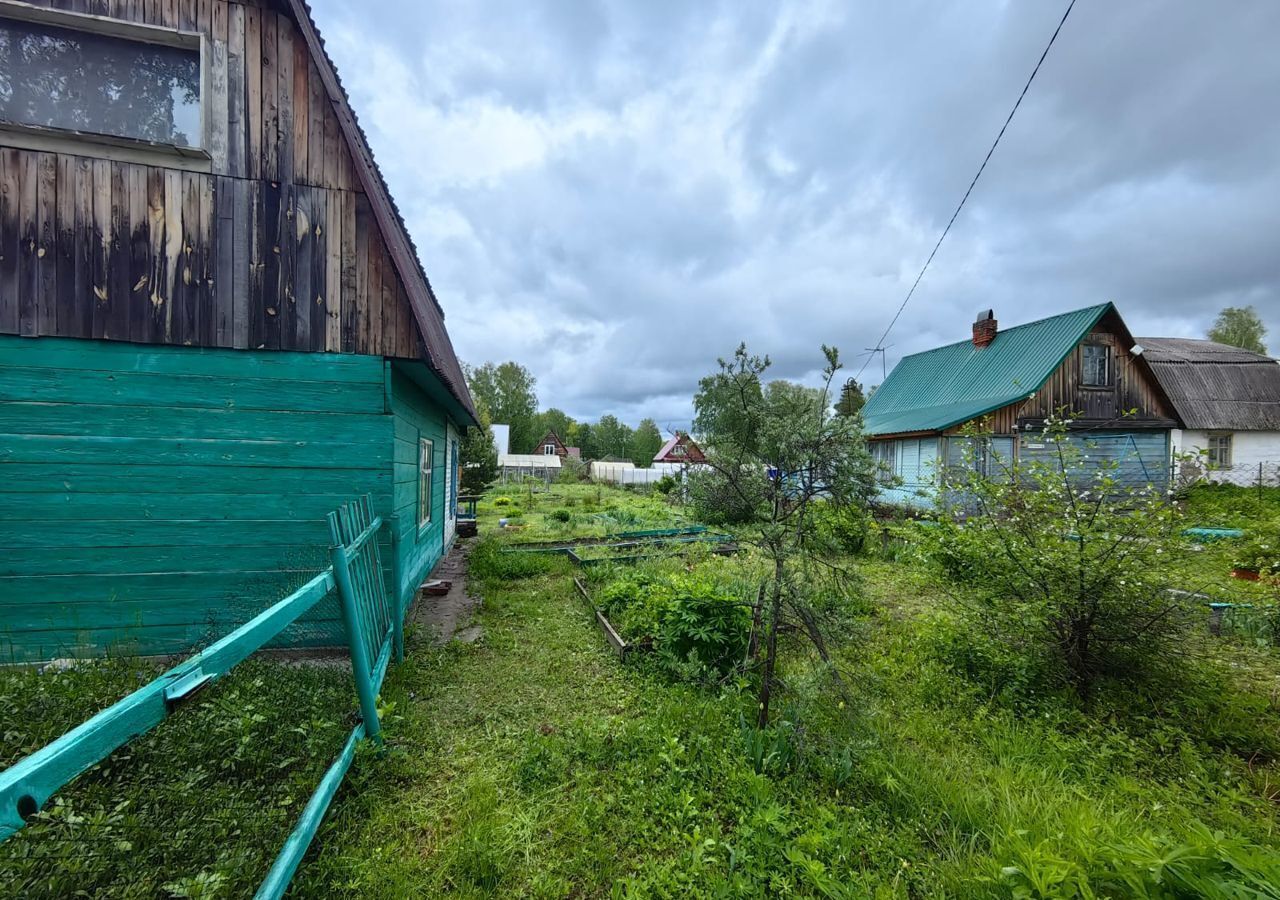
[0,495,405,900]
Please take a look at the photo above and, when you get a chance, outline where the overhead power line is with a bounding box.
[856,0,1079,380]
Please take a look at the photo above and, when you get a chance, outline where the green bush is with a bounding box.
[653,474,679,495]
[548,508,572,523]
[493,496,512,507]
[596,568,750,682]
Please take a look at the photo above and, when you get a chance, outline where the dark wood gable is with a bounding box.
[0,0,444,372]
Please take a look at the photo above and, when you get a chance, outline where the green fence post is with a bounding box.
[328,518,381,746]
[388,513,405,663]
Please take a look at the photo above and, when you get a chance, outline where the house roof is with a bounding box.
[1136,337,1280,431]
[654,435,683,460]
[862,303,1113,436]
[286,0,477,425]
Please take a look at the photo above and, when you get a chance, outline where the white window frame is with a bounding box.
[1206,432,1233,469]
[0,0,210,169]
[418,437,434,529]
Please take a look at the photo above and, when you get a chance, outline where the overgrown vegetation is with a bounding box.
[7,479,1280,897]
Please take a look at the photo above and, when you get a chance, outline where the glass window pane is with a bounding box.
[0,18,200,147]
[1082,345,1109,386]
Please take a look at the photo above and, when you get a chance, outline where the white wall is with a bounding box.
[1172,429,1280,486]
[491,423,510,457]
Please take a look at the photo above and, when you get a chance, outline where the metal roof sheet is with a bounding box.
[862,303,1112,436]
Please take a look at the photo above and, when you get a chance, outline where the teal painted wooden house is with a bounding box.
[861,303,1178,509]
[0,0,477,662]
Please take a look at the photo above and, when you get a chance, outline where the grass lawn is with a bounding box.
[4,481,1280,897]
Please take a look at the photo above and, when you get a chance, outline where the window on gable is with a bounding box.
[0,15,201,148]
[1081,344,1111,387]
[543,443,557,455]
[1207,433,1233,469]
[418,438,433,527]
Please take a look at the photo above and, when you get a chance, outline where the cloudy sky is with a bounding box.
[313,0,1280,430]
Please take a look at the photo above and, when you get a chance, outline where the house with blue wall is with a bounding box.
[861,303,1177,509]
[0,0,476,662]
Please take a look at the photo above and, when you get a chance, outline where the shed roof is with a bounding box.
[1136,338,1280,431]
[862,303,1113,436]
[499,454,562,469]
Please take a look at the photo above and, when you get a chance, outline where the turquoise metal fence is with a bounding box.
[0,495,408,898]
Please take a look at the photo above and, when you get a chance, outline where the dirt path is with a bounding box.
[405,539,483,646]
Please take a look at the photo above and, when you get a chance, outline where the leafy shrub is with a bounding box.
[1232,522,1280,574]
[596,568,750,682]
[493,496,512,507]
[922,418,1196,700]
[813,501,871,554]
[548,508,572,523]
[653,474,679,495]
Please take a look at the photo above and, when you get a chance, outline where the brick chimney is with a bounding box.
[972,309,998,348]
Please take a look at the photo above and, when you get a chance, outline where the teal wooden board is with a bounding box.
[2,544,334,577]
[0,463,391,495]
[0,434,391,469]
[2,491,369,521]
[0,403,391,445]
[0,365,385,414]
[0,335,382,383]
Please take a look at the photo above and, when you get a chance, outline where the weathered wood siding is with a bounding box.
[1018,312,1174,426]
[389,367,451,607]
[0,0,421,358]
[0,335,397,662]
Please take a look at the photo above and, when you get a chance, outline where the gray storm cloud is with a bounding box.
[312,0,1280,428]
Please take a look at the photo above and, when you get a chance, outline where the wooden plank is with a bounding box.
[308,59,325,187]
[175,172,200,343]
[107,162,130,339]
[231,177,250,348]
[145,168,167,341]
[0,463,389,501]
[0,150,16,333]
[208,38,229,173]
[292,30,309,182]
[325,188,340,351]
[197,174,214,344]
[226,2,246,178]
[311,188,327,350]
[69,157,94,339]
[292,184,311,349]
[0,433,391,469]
[276,15,294,183]
[277,181,296,348]
[53,156,77,337]
[260,11,279,182]
[340,188,355,353]
[247,178,265,347]
[212,0,226,41]
[214,177,234,345]
[261,178,281,347]
[178,0,196,31]
[16,151,37,336]
[364,221,381,355]
[354,193,370,352]
[380,245,395,357]
[244,4,262,181]
[35,153,57,335]
[197,0,212,34]
[161,0,176,30]
[322,92,339,190]
[127,165,150,343]
[89,159,111,339]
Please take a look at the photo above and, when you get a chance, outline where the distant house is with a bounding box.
[861,303,1178,508]
[654,433,706,464]
[1138,338,1280,486]
[536,430,580,459]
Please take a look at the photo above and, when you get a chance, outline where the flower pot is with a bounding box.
[1232,567,1261,582]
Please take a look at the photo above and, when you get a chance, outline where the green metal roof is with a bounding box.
[862,303,1113,436]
